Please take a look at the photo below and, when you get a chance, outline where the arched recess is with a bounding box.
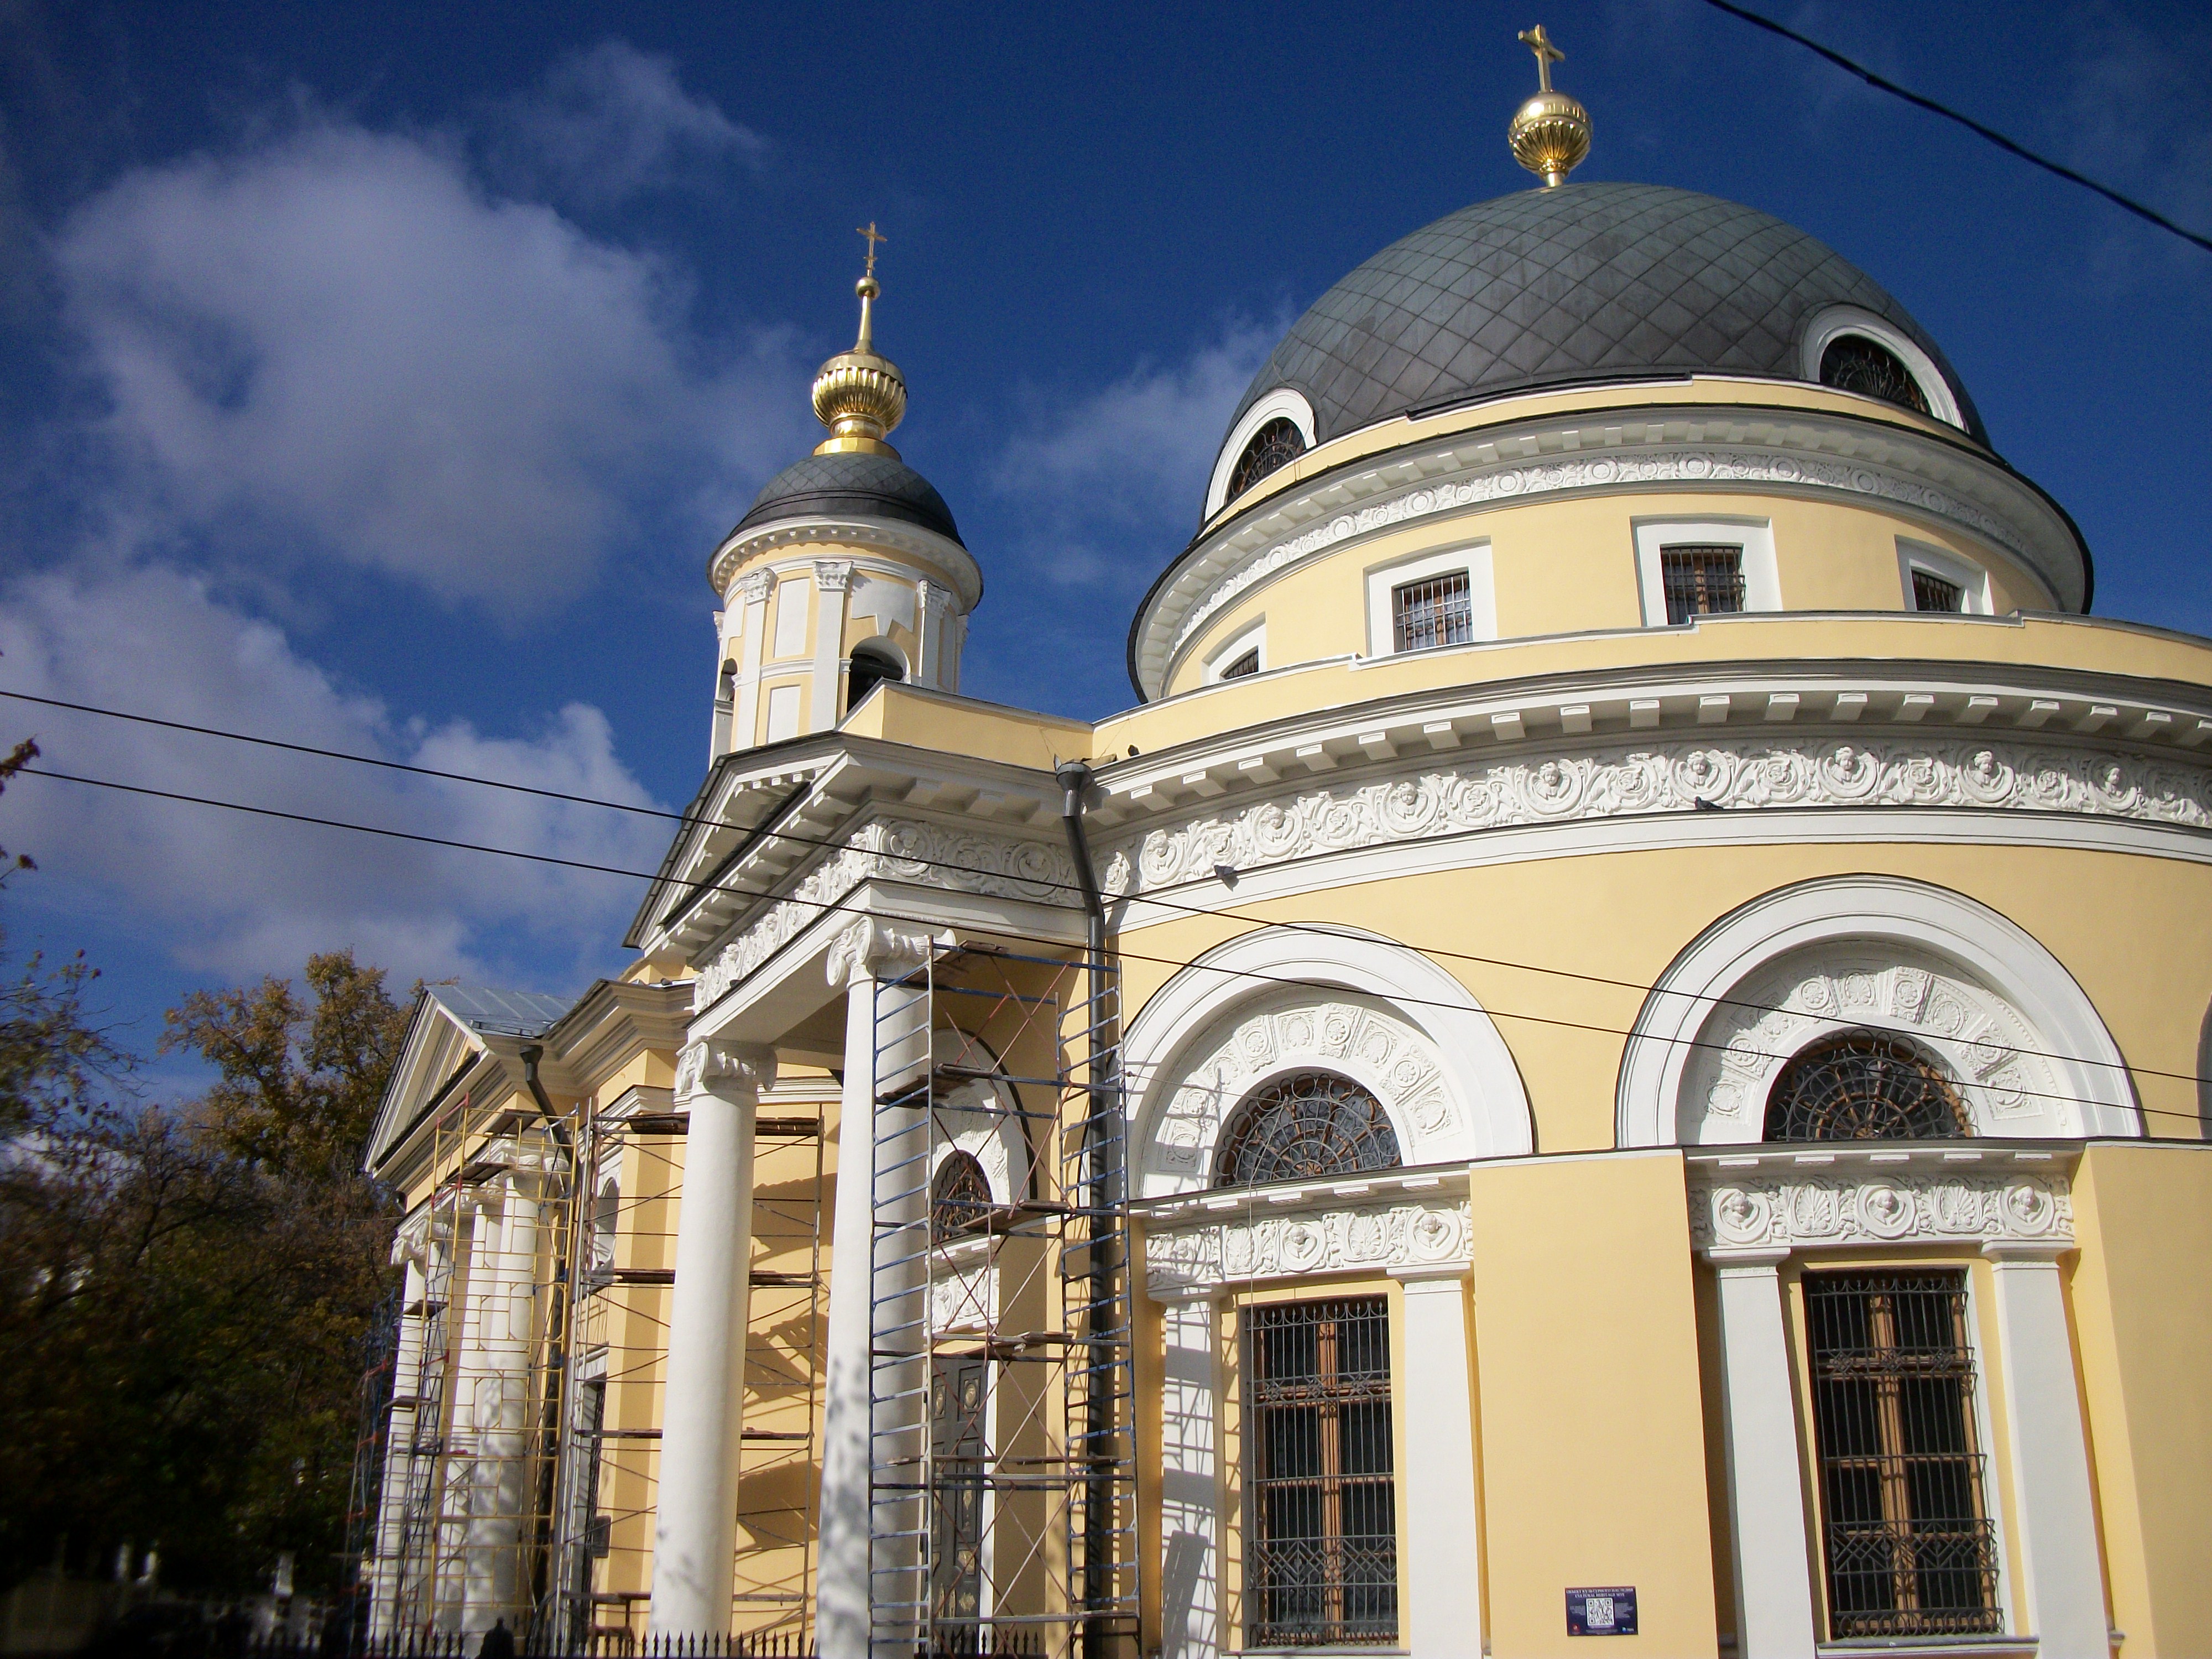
[1123,925,1532,1197]
[1616,875,2140,1146]
[924,1027,1031,1207]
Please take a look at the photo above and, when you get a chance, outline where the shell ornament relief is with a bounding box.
[1142,999,1455,1191]
[1681,951,2057,1139]
[1099,737,2212,899]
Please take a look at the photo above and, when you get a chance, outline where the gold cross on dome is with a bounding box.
[856,221,888,279]
[1519,24,1564,91]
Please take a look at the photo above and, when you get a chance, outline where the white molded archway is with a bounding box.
[1617,875,2140,1146]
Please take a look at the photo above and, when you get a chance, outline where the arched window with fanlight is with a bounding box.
[1818,335,1932,417]
[1225,416,1307,505]
[1214,1070,1403,1187]
[930,1149,994,1240]
[847,641,906,715]
[1764,1029,1971,1142]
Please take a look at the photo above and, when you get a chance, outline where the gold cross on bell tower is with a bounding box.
[1518,24,1564,92]
[856,221,887,280]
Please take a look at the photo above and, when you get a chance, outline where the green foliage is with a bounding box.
[0,937,414,1598]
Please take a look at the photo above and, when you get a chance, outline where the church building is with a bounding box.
[363,33,2212,1659]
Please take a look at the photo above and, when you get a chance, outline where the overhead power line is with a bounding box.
[12,760,2208,1125]
[1695,0,2212,256]
[7,684,2209,1094]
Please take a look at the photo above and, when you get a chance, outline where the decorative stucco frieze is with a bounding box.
[1099,735,2212,897]
[691,818,1078,1007]
[1144,1196,1471,1296]
[1164,442,2041,668]
[930,1243,996,1334]
[1690,1170,2072,1255]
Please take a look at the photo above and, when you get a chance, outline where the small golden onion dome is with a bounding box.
[811,273,907,457]
[1509,25,1591,189]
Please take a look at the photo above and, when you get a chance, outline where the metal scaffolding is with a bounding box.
[867,943,1139,1659]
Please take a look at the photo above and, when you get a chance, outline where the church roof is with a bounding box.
[735,451,964,546]
[1226,181,1987,456]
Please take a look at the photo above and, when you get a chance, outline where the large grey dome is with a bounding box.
[735,451,963,546]
[1229,182,1986,452]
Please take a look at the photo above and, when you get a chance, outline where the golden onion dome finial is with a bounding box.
[811,221,907,456]
[1509,24,1592,188]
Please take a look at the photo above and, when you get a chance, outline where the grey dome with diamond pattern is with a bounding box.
[1227,182,1986,457]
[735,450,963,546]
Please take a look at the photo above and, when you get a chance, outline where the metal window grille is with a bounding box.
[1228,418,1307,503]
[1213,1071,1403,1188]
[930,1150,994,1240]
[1819,335,1933,416]
[1804,1273,2001,1639]
[1912,570,1965,613]
[1659,546,1745,624]
[1765,1030,1971,1143]
[1220,648,1261,680]
[1391,571,1474,652]
[1245,1297,1398,1647]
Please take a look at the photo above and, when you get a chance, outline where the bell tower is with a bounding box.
[706,228,982,761]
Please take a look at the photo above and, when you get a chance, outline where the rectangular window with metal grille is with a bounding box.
[1391,571,1474,652]
[1912,569,1965,613]
[1804,1272,2002,1640]
[1660,545,1746,624]
[1244,1296,1397,1647]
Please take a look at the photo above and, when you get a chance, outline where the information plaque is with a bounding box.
[1566,1586,1637,1636]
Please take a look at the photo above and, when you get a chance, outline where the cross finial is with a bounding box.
[1519,24,1564,92]
[856,221,887,280]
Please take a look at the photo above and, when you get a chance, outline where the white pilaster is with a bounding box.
[1390,1268,1483,1659]
[818,921,938,1659]
[1983,1245,2107,1658]
[731,569,771,757]
[812,561,854,733]
[1156,1288,1223,1659]
[649,1039,779,1636]
[916,581,953,692]
[1710,1251,1819,1659]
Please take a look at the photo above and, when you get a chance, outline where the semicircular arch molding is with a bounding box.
[1123,925,1532,1196]
[1616,875,2140,1147]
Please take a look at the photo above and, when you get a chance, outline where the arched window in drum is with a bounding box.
[1764,1029,1971,1142]
[1225,416,1307,505]
[930,1149,994,1239]
[1213,1070,1403,1187]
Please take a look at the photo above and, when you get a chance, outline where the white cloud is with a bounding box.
[53,116,810,610]
[491,39,767,206]
[990,317,1278,581]
[0,563,670,988]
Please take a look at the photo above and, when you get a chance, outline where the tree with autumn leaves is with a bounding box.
[0,741,416,1599]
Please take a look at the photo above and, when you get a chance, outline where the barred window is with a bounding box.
[1912,570,1965,613]
[1391,571,1474,652]
[1805,1272,2001,1639]
[1660,545,1745,624]
[931,1149,993,1240]
[1765,1030,1971,1143]
[1245,1297,1397,1646]
[1819,335,1933,417]
[1220,647,1261,680]
[1228,418,1307,504]
[1214,1071,1402,1188]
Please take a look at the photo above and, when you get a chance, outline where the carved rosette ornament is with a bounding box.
[1691,1171,2072,1256]
[1144,1196,1470,1297]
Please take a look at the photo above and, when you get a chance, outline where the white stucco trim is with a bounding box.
[1363,541,1497,658]
[1632,515,1780,627]
[1800,304,1966,432]
[1204,389,1317,522]
[1900,535,1994,615]
[1618,875,2141,1147]
[1123,925,1533,1196]
[1202,617,1266,684]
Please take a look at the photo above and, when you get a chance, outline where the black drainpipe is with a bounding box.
[518,1044,574,1638]
[1056,760,1120,1659]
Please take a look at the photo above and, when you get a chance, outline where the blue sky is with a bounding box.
[1,0,2208,1074]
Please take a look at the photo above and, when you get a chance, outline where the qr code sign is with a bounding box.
[1585,1596,1615,1630]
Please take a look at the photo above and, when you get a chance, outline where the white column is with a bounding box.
[442,1196,495,1632]
[818,921,937,1659]
[731,569,771,757]
[1156,1288,1223,1659]
[1390,1268,1483,1659]
[1710,1250,1818,1659]
[811,560,854,733]
[649,1039,779,1636]
[1983,1244,2107,1658]
[466,1154,545,1634]
[371,1254,431,1639]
